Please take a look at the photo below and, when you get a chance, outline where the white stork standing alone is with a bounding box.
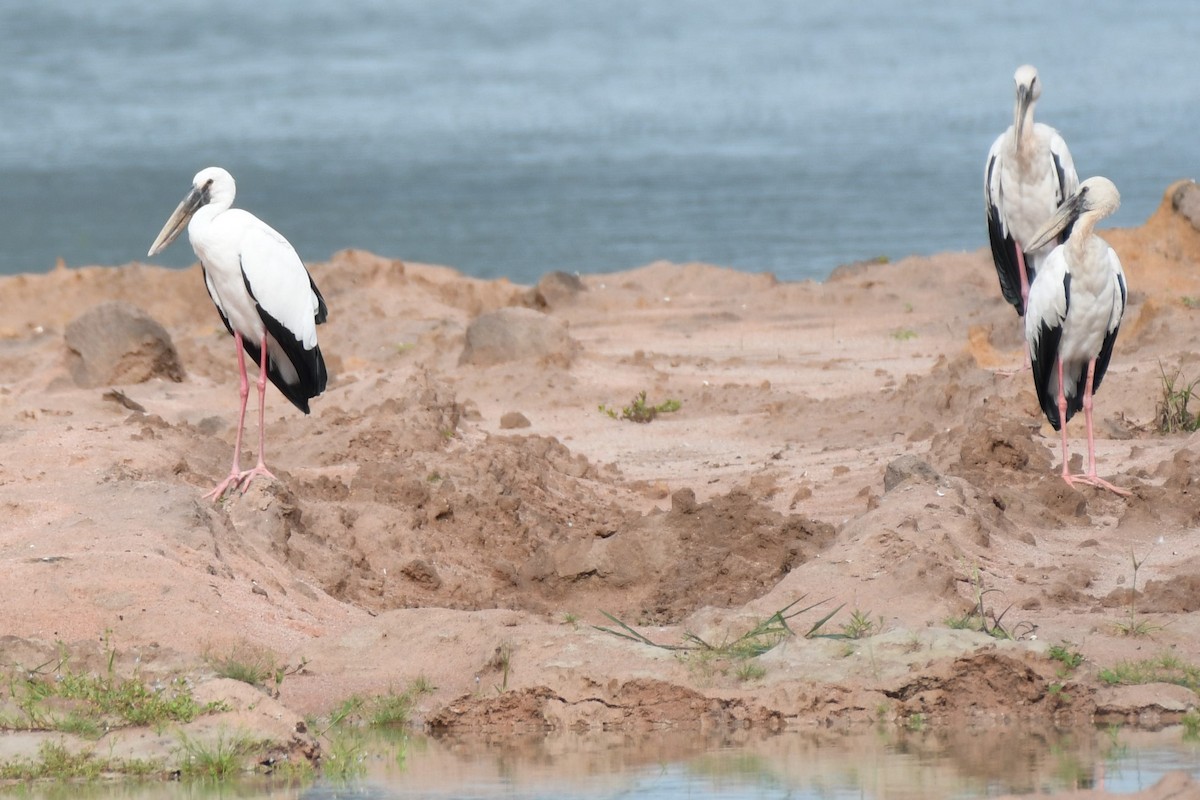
[985,65,1079,329]
[148,167,328,500]
[1024,177,1128,496]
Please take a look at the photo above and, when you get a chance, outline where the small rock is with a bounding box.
[671,488,698,514]
[500,411,531,429]
[526,271,586,309]
[401,558,442,589]
[64,302,185,388]
[883,455,941,492]
[459,307,576,367]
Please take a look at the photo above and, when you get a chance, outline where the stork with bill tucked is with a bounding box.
[148,167,328,500]
[1024,176,1128,496]
[985,65,1079,336]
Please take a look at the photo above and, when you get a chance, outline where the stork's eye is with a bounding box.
[205,179,214,188]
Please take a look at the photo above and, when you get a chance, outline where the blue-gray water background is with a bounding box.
[1,1,1197,282]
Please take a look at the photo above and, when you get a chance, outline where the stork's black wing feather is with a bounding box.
[1029,272,1070,430]
[1091,270,1127,397]
[986,154,1025,316]
[238,268,327,415]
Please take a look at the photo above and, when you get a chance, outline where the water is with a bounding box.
[31,728,1200,799]
[1,2,1198,282]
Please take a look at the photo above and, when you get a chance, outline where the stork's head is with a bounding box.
[1027,176,1121,252]
[1012,65,1041,147]
[147,166,237,257]
[1075,176,1121,218]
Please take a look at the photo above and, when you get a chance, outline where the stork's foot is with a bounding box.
[204,463,278,502]
[233,463,278,496]
[1072,473,1131,497]
[204,471,247,502]
[1061,472,1130,497]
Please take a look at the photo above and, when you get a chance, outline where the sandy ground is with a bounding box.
[1,182,1200,797]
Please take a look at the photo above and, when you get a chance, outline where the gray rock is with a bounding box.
[64,302,185,388]
[883,455,941,492]
[500,411,531,429]
[459,307,575,367]
[1172,180,1200,232]
[526,271,586,309]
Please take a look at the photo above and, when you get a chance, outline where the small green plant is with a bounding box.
[323,730,367,781]
[1,653,225,737]
[1114,547,1164,637]
[734,661,766,683]
[317,678,435,734]
[1156,361,1200,433]
[1047,682,1072,702]
[489,644,513,694]
[207,646,279,688]
[176,730,265,781]
[840,609,883,640]
[891,328,917,341]
[945,612,976,630]
[596,596,844,657]
[905,712,925,731]
[561,612,579,626]
[598,391,682,423]
[1182,709,1200,742]
[0,740,162,781]
[945,566,1033,640]
[408,675,435,695]
[366,683,434,728]
[1048,644,1085,672]
[319,695,366,736]
[1098,653,1200,692]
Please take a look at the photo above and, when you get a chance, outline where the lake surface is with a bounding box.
[28,727,1200,799]
[1,2,1198,282]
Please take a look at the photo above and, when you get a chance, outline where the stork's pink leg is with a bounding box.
[1016,248,1032,370]
[234,336,279,494]
[1055,359,1075,488]
[204,333,252,500]
[1073,359,1130,496]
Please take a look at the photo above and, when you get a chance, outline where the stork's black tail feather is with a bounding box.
[247,306,327,415]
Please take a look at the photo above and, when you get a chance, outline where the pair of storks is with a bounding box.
[985,65,1129,496]
[145,65,1127,502]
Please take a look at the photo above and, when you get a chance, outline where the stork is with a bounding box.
[1024,177,1128,496]
[985,65,1078,329]
[148,167,328,500]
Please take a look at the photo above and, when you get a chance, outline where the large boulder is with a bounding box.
[459,307,575,367]
[64,301,185,387]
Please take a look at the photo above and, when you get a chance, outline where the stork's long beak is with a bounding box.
[147,186,205,257]
[1027,189,1083,252]
[1013,84,1032,150]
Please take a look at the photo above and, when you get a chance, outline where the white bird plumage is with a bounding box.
[985,65,1079,319]
[1024,176,1127,496]
[148,166,328,500]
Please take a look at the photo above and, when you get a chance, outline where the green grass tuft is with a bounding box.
[1156,361,1200,433]
[1098,653,1200,692]
[0,740,163,781]
[599,391,682,423]
[176,730,265,782]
